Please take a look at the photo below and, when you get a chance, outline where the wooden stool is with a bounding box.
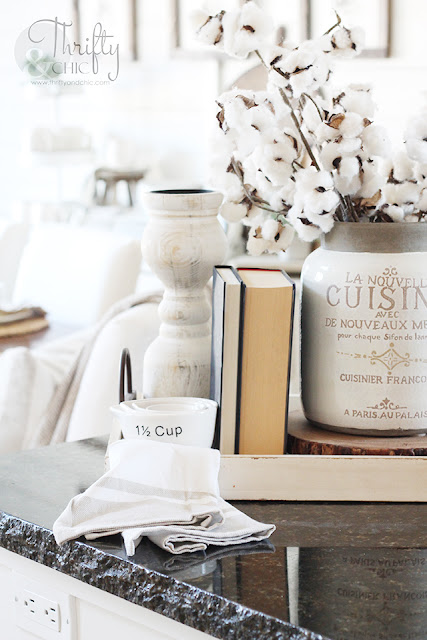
[94,168,146,207]
[287,411,427,456]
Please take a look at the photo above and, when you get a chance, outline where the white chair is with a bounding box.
[0,220,30,301]
[12,223,142,327]
[66,301,160,442]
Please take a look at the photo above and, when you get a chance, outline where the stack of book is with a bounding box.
[210,267,295,455]
[0,306,48,338]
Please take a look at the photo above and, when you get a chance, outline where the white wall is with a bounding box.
[391,0,427,58]
[2,0,427,219]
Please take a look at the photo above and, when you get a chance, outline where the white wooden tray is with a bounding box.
[219,399,427,502]
[218,453,427,502]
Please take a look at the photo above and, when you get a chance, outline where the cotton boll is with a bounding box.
[297,167,334,194]
[234,125,263,157]
[330,26,365,58]
[383,183,399,205]
[304,188,339,216]
[209,150,232,181]
[288,206,322,241]
[269,181,296,210]
[361,126,390,158]
[253,169,277,202]
[236,1,274,53]
[405,115,427,148]
[405,138,427,163]
[302,99,324,134]
[245,206,266,227]
[267,67,288,91]
[240,157,258,187]
[219,199,249,223]
[283,46,316,75]
[334,172,362,196]
[244,103,276,134]
[320,140,361,171]
[404,213,420,222]
[210,131,236,170]
[259,44,286,67]
[310,54,331,93]
[261,155,294,186]
[222,99,247,130]
[271,224,295,251]
[320,139,359,168]
[340,138,363,154]
[290,68,315,99]
[220,90,256,130]
[399,182,422,205]
[271,130,301,163]
[391,151,416,182]
[382,204,405,222]
[305,209,335,233]
[333,27,353,49]
[221,11,239,56]
[417,188,427,211]
[338,156,361,180]
[223,2,274,59]
[194,11,224,47]
[315,33,334,54]
[315,121,340,143]
[257,137,297,186]
[247,226,270,255]
[383,182,420,208]
[271,96,293,130]
[261,217,280,241]
[356,161,385,199]
[338,112,364,138]
[215,171,245,201]
[416,163,427,182]
[238,1,273,33]
[339,87,375,118]
[279,45,320,98]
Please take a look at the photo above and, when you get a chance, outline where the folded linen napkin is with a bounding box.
[53,439,275,555]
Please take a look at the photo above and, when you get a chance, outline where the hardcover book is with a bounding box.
[211,266,295,455]
[210,266,242,454]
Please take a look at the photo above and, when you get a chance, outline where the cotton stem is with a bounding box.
[230,158,291,221]
[323,12,342,36]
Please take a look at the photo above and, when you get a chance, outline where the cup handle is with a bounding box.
[119,348,136,403]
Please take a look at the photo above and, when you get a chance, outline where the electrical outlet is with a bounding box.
[13,572,75,639]
[22,589,61,631]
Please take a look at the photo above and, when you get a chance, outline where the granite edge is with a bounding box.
[0,511,328,640]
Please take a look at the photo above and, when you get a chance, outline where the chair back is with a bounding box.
[0,221,30,301]
[12,223,142,326]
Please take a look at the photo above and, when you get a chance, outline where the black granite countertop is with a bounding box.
[0,437,425,640]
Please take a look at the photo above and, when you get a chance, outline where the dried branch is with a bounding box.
[230,158,291,221]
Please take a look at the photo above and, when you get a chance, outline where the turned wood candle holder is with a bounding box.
[141,190,227,399]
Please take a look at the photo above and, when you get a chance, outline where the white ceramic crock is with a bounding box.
[301,222,427,435]
[110,397,218,447]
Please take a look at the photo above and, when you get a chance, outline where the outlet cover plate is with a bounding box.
[13,572,75,640]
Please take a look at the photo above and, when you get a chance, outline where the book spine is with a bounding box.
[210,268,226,450]
[282,272,296,455]
[233,270,246,455]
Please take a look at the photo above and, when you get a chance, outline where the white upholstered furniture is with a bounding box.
[66,301,160,442]
[12,224,142,326]
[0,220,30,301]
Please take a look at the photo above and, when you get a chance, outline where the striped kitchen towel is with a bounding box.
[53,439,275,555]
